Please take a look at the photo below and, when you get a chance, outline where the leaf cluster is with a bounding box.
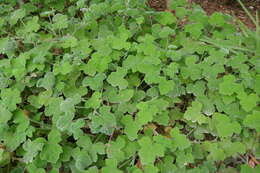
[0,0,259,172]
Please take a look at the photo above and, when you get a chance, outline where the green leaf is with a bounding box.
[211,113,241,137]
[56,112,74,131]
[40,129,63,163]
[82,73,106,91]
[9,9,26,25]
[60,98,75,113]
[181,55,202,80]
[253,74,260,95]
[138,136,164,165]
[85,92,102,109]
[3,110,31,151]
[184,101,207,124]
[209,12,226,27]
[109,31,131,50]
[243,111,260,132]
[219,75,242,95]
[101,159,123,173]
[186,81,206,96]
[0,149,11,167]
[123,55,141,70]
[240,164,260,173]
[237,92,259,112]
[75,150,93,171]
[11,53,27,80]
[107,67,128,90]
[52,14,68,29]
[116,89,134,103]
[144,164,159,173]
[159,27,175,38]
[61,35,78,48]
[184,23,204,39]
[175,149,194,167]
[158,78,175,95]
[164,62,179,78]
[45,97,63,117]
[54,61,73,75]
[73,38,92,55]
[121,115,141,141]
[0,104,12,124]
[1,88,21,111]
[68,119,85,140]
[23,138,45,163]
[89,106,116,135]
[37,72,55,90]
[136,102,158,125]
[157,156,177,173]
[106,137,126,163]
[203,142,225,161]
[170,128,191,150]
[26,163,46,173]
[220,140,246,157]
[155,12,177,25]
[154,111,169,126]
[24,16,40,33]
[137,35,159,57]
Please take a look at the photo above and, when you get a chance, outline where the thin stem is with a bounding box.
[187,128,195,136]
[29,118,52,130]
[93,133,104,143]
[29,118,42,125]
[237,0,257,26]
[239,154,248,164]
[75,106,87,109]
[75,116,89,121]
[12,157,24,162]
[200,37,254,53]
[118,154,136,169]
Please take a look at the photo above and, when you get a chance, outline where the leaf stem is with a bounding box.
[29,118,52,130]
[118,154,136,169]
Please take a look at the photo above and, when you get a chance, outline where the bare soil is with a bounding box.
[192,0,260,29]
[148,0,260,29]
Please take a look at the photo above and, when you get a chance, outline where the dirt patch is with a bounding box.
[192,0,260,29]
[148,0,168,11]
[148,0,260,29]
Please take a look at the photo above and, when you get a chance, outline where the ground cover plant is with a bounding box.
[0,0,259,172]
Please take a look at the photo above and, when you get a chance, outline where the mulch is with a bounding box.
[148,0,260,29]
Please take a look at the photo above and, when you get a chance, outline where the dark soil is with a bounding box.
[192,0,260,29]
[148,0,260,29]
[148,0,167,11]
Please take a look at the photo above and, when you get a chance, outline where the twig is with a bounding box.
[249,154,260,165]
